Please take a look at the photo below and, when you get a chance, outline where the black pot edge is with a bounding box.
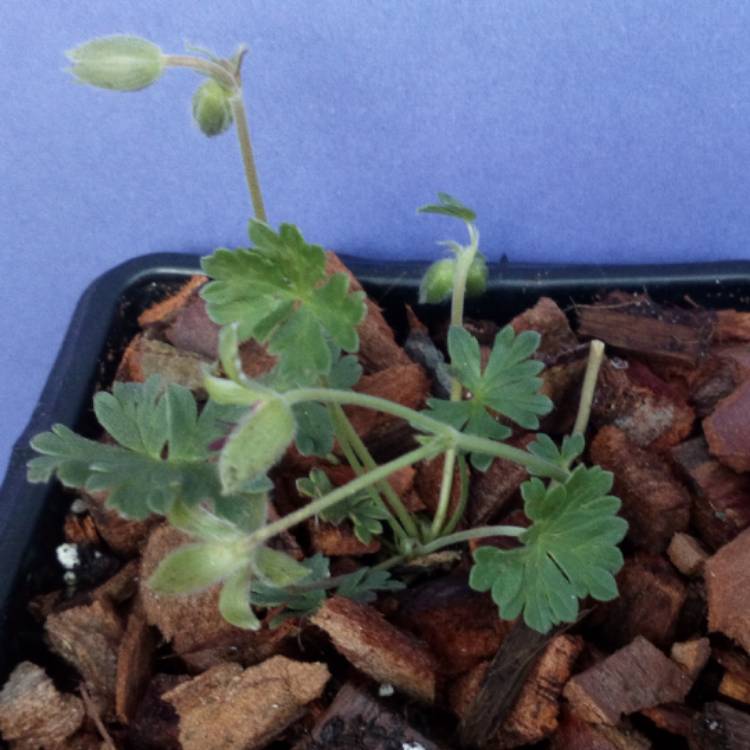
[1,250,750,670]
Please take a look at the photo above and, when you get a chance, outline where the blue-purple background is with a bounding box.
[3,0,750,476]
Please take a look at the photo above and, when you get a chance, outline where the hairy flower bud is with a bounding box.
[192,79,234,137]
[419,258,455,304]
[466,252,489,298]
[66,35,164,91]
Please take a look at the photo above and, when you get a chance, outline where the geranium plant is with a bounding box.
[28,35,627,635]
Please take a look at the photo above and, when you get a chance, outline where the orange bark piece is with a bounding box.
[704,380,750,472]
[115,599,156,724]
[311,595,437,703]
[551,710,652,750]
[667,532,709,577]
[670,638,711,682]
[138,275,207,327]
[308,519,381,556]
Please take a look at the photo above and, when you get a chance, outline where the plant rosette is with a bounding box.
[1,32,749,750]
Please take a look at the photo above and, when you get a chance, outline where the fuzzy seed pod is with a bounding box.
[66,35,164,91]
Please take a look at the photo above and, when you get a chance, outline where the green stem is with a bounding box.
[229,94,267,222]
[287,522,524,595]
[442,453,469,535]
[162,53,267,221]
[430,223,479,538]
[418,523,525,556]
[245,441,444,547]
[329,405,409,541]
[333,404,421,540]
[573,339,606,436]
[163,54,236,87]
[284,388,569,482]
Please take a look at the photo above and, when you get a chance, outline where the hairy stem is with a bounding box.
[284,388,569,482]
[162,53,267,221]
[573,339,606,435]
[329,405,409,541]
[442,453,469,535]
[245,441,444,547]
[229,94,267,221]
[288,522,525,595]
[333,404,421,539]
[430,223,479,538]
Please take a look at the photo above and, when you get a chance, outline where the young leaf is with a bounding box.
[425,325,552,469]
[335,567,405,603]
[292,402,334,457]
[418,193,477,223]
[250,554,330,627]
[298,469,390,544]
[219,397,295,495]
[527,433,585,475]
[27,377,237,519]
[201,221,366,382]
[469,465,628,633]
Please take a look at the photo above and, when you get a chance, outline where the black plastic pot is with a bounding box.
[2,252,750,680]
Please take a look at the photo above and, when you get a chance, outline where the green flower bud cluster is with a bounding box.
[192,79,235,137]
[419,252,488,304]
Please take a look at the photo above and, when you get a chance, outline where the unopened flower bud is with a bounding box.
[419,258,455,304]
[192,79,234,137]
[465,252,488,298]
[66,35,164,91]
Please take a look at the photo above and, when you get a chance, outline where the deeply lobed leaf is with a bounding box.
[425,325,552,469]
[28,376,243,519]
[469,465,628,633]
[201,220,366,383]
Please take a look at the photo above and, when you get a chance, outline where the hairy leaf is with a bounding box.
[27,377,240,519]
[201,221,366,382]
[469,465,627,633]
[528,433,585,475]
[425,325,552,469]
[335,567,405,603]
[292,402,334,457]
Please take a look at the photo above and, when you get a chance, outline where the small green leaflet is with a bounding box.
[527,433,585,475]
[27,377,241,519]
[298,469,391,544]
[469,465,628,633]
[418,193,476,223]
[250,554,403,627]
[201,220,366,383]
[425,326,552,470]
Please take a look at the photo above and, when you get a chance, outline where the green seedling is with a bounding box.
[30,34,626,634]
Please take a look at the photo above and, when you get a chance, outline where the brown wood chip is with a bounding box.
[395,571,511,675]
[667,532,710,577]
[311,595,437,703]
[297,682,445,750]
[670,638,711,682]
[706,526,750,654]
[576,292,713,367]
[593,554,686,649]
[115,599,156,724]
[704,379,750,473]
[563,636,692,725]
[690,701,750,749]
[453,634,583,749]
[590,426,690,551]
[551,710,652,749]
[163,656,329,750]
[671,437,750,549]
[510,297,579,357]
[138,275,207,328]
[0,662,85,749]
[45,598,123,709]
[308,519,381,556]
